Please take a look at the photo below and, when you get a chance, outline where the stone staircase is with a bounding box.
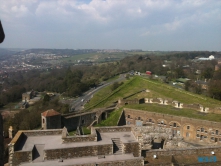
[112,138,123,155]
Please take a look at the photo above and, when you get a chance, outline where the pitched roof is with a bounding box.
[42,109,60,117]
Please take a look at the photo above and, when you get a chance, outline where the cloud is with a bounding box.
[0,0,220,50]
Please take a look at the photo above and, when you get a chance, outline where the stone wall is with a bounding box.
[23,129,62,137]
[62,109,113,131]
[124,142,141,157]
[124,108,221,144]
[145,146,221,157]
[95,126,131,133]
[62,135,97,143]
[9,151,31,166]
[45,144,113,160]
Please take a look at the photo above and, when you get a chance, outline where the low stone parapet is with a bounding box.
[146,146,221,157]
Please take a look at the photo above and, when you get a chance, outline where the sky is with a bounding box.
[0,0,221,51]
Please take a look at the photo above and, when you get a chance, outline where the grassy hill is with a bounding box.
[87,76,221,109]
[87,76,221,123]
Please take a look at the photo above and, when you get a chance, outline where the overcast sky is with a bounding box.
[0,0,221,51]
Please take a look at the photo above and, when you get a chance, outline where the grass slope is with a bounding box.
[95,108,123,126]
[125,104,221,122]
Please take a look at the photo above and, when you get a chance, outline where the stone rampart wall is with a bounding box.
[124,108,221,144]
[124,142,141,157]
[45,144,113,160]
[10,151,31,166]
[95,126,131,133]
[146,146,221,157]
[63,135,97,143]
[23,129,62,137]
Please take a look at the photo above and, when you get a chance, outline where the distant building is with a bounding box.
[146,71,152,75]
[41,109,61,130]
[196,80,209,90]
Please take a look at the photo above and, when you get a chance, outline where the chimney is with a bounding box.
[9,126,14,139]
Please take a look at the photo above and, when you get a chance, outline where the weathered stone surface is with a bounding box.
[45,145,113,160]
[124,142,140,157]
[95,126,131,133]
[124,108,221,144]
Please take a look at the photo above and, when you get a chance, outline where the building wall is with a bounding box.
[46,115,61,129]
[124,108,221,144]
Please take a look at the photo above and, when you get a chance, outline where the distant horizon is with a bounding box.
[0,47,220,52]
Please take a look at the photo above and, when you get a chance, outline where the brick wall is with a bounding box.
[124,108,221,144]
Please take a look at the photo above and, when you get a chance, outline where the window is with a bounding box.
[127,115,130,118]
[187,126,190,130]
[173,123,177,127]
[219,138,221,142]
[42,118,45,124]
[211,137,214,140]
[197,134,200,137]
[201,128,204,132]
[186,132,190,137]
[204,136,207,138]
[216,130,219,135]
[149,119,152,122]
[138,117,141,120]
[127,121,131,125]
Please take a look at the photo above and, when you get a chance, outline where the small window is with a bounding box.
[211,137,214,140]
[196,134,200,137]
[216,130,219,135]
[219,138,221,142]
[127,121,131,125]
[186,132,190,137]
[42,118,45,124]
[149,119,152,122]
[201,128,204,132]
[127,115,130,118]
[187,126,190,130]
[138,117,141,120]
[173,123,177,127]
[204,136,207,138]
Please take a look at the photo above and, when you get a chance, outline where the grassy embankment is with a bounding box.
[87,76,221,125]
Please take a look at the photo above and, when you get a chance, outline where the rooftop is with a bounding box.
[41,109,61,117]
